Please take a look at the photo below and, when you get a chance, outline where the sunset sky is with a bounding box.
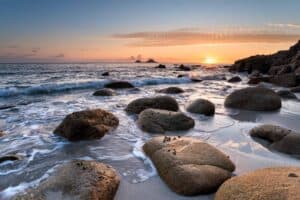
[1,0,300,64]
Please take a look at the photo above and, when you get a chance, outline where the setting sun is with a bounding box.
[204,57,217,64]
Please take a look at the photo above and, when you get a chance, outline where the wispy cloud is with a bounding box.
[267,23,300,29]
[112,29,300,47]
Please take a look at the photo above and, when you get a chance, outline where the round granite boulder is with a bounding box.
[14,160,120,200]
[186,99,215,116]
[215,167,300,200]
[137,109,194,133]
[54,109,119,141]
[157,87,184,94]
[250,124,300,157]
[125,96,179,114]
[104,81,134,89]
[143,136,235,195]
[225,87,281,111]
[93,88,116,96]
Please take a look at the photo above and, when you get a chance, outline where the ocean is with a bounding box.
[0,63,300,200]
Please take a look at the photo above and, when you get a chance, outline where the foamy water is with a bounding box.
[0,63,299,199]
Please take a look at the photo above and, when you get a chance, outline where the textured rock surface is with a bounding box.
[227,76,242,83]
[225,87,281,111]
[54,109,119,141]
[125,96,179,114]
[104,81,134,89]
[143,136,235,195]
[215,167,300,200]
[186,99,215,116]
[277,90,297,99]
[14,160,120,200]
[250,124,300,157]
[137,109,194,133]
[93,88,116,96]
[157,87,184,94]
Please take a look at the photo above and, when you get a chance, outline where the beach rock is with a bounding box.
[186,99,215,116]
[269,73,297,87]
[277,90,297,99]
[247,76,270,85]
[177,74,187,78]
[227,76,242,83]
[102,72,109,76]
[0,130,4,137]
[290,86,300,93]
[250,124,300,156]
[93,88,116,96]
[225,87,281,111]
[156,64,166,69]
[54,109,119,141]
[143,136,235,195]
[125,96,179,114]
[215,167,300,200]
[191,78,203,82]
[0,154,21,164]
[137,109,194,133]
[157,87,184,94]
[104,81,134,89]
[14,160,120,200]
[178,64,191,71]
[146,58,157,63]
[135,59,141,63]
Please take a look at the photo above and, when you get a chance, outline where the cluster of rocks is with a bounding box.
[229,40,300,88]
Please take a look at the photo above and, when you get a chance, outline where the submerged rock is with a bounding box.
[227,76,242,83]
[157,87,184,94]
[143,136,235,195]
[54,109,119,141]
[186,99,215,116]
[102,72,109,76]
[0,130,4,137]
[93,88,116,96]
[250,124,300,157]
[277,90,297,99]
[14,160,120,200]
[104,81,134,89]
[290,86,300,93]
[215,167,300,200]
[178,64,191,71]
[125,96,179,114]
[155,64,166,69]
[224,87,281,111]
[0,154,21,164]
[137,109,194,133]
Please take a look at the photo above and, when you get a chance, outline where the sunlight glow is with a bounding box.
[204,57,217,64]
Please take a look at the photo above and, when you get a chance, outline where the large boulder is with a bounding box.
[157,87,184,94]
[54,109,119,141]
[186,99,215,116]
[137,109,194,133]
[93,88,116,96]
[104,81,134,89]
[227,76,242,83]
[277,90,297,99]
[125,96,179,114]
[250,124,300,157]
[143,136,235,195]
[224,87,281,111]
[215,167,300,200]
[14,160,120,200]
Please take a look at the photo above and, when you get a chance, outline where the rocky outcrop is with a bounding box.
[125,96,179,114]
[186,99,215,116]
[250,124,300,157]
[93,88,116,96]
[102,72,109,76]
[155,64,166,69]
[229,40,300,87]
[157,87,184,94]
[14,160,120,200]
[215,167,300,200]
[225,87,281,111]
[54,109,119,141]
[104,81,135,89]
[227,76,242,83]
[137,109,194,133]
[143,136,235,195]
[146,58,157,63]
[277,90,297,99]
[177,64,191,71]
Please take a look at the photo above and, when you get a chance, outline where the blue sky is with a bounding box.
[1,0,300,63]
